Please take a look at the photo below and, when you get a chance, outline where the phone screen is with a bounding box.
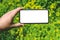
[20,10,48,23]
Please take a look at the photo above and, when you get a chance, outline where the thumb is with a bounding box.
[10,23,24,27]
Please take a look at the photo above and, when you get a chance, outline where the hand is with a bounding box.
[0,7,24,30]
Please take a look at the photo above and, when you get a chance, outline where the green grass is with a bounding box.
[0,0,60,40]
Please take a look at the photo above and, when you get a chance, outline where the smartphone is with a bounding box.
[20,10,48,23]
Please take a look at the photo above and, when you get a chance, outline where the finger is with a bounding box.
[2,7,24,18]
[9,7,24,17]
[10,23,24,27]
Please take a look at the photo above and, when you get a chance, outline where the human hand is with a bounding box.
[0,7,24,30]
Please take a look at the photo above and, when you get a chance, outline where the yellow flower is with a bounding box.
[56,12,60,16]
[58,22,60,24]
[50,3,56,9]
[16,17,19,20]
[35,6,42,9]
[49,13,52,16]
[16,36,19,40]
[50,37,53,40]
[16,0,20,2]
[21,35,23,37]
[31,0,36,3]
[19,28,23,32]
[24,3,31,8]
[34,38,37,40]
[55,29,59,32]
[17,4,21,7]
[16,31,18,34]
[10,30,15,35]
[31,5,36,9]
[28,2,31,5]
[50,38,53,40]
[8,2,11,5]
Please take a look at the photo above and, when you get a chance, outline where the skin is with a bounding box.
[0,7,24,30]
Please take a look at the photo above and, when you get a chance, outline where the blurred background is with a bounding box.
[0,0,60,40]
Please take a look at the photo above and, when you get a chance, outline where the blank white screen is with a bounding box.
[20,10,48,23]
